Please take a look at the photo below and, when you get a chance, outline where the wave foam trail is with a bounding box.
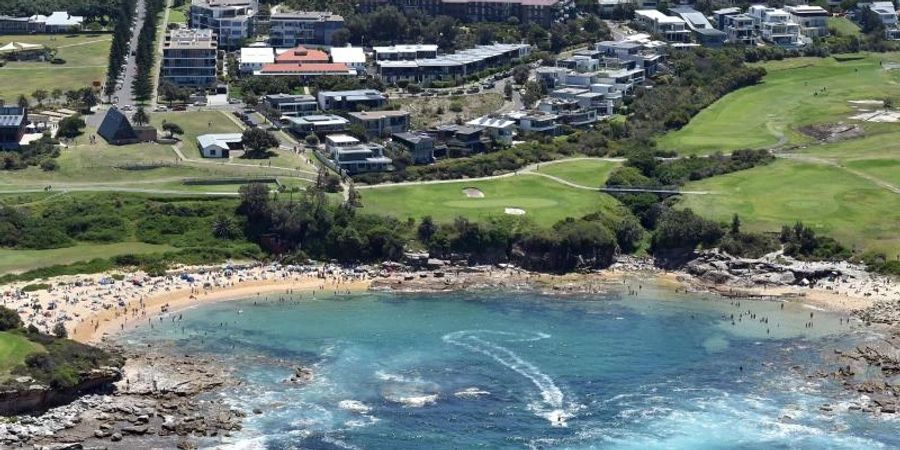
[443,330,575,425]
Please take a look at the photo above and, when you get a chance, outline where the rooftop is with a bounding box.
[240,47,274,64]
[467,116,516,128]
[165,29,217,50]
[0,107,26,128]
[275,46,329,63]
[270,9,343,20]
[330,47,366,64]
[326,134,360,144]
[286,114,349,125]
[258,63,350,74]
[192,0,256,8]
[197,133,243,149]
[348,110,409,120]
[372,44,438,53]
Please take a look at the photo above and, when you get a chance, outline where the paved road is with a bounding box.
[112,0,146,106]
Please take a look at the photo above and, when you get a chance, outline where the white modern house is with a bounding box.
[325,134,392,174]
[748,5,802,47]
[634,10,692,43]
[197,133,243,158]
[466,116,516,145]
[784,5,830,39]
[862,2,900,40]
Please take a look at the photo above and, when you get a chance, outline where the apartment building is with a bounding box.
[376,43,531,84]
[748,5,801,47]
[634,10,692,43]
[359,0,573,27]
[372,45,439,61]
[268,9,345,48]
[784,5,830,38]
[161,28,219,87]
[190,0,257,49]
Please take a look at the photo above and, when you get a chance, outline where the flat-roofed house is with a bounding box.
[330,46,366,71]
[466,116,515,145]
[670,6,726,46]
[263,94,318,117]
[317,89,387,111]
[392,131,436,164]
[284,114,350,134]
[784,5,829,38]
[634,10,692,43]
[325,134,392,174]
[347,110,410,138]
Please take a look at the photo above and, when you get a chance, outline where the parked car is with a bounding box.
[466,86,480,94]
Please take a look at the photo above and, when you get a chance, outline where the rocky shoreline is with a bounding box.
[0,344,245,449]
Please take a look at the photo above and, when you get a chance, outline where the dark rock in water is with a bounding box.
[252,408,262,415]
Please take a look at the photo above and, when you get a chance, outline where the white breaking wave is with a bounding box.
[443,330,576,426]
[338,400,372,414]
[454,387,491,399]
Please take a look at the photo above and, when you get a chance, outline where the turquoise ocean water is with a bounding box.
[121,285,899,449]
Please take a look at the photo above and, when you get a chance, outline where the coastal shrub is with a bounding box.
[0,307,24,331]
[16,333,124,389]
[651,208,724,254]
[21,283,51,293]
[719,232,779,259]
[780,222,851,261]
[860,252,900,276]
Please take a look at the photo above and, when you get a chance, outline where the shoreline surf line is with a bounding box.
[73,276,372,344]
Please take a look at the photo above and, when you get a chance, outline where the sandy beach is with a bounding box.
[0,263,372,344]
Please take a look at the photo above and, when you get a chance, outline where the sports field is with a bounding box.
[679,157,900,259]
[360,174,623,227]
[535,159,620,187]
[658,53,900,155]
[0,34,111,102]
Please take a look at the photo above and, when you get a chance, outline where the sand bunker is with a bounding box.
[463,187,484,198]
[848,100,885,106]
[504,207,526,215]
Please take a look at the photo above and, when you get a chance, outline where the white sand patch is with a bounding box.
[463,187,484,198]
[504,207,526,215]
[850,110,900,123]
[848,100,884,106]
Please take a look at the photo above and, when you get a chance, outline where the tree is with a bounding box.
[244,93,259,108]
[212,215,237,239]
[52,321,68,338]
[305,133,319,146]
[730,214,741,235]
[503,81,513,99]
[418,216,437,242]
[17,94,28,108]
[162,121,184,138]
[80,88,98,110]
[347,183,362,207]
[520,81,543,108]
[332,28,351,47]
[132,107,149,126]
[51,88,63,104]
[241,128,279,159]
[32,89,48,106]
[57,115,86,139]
[0,306,23,331]
[512,65,530,85]
[65,90,80,107]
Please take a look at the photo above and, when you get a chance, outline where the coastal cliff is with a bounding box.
[0,366,122,416]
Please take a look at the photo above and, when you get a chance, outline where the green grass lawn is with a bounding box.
[0,332,44,377]
[828,17,861,36]
[657,53,900,155]
[361,174,623,227]
[795,126,900,187]
[678,159,900,259]
[152,111,244,159]
[535,159,619,187]
[0,34,111,102]
[0,242,176,274]
[168,4,189,23]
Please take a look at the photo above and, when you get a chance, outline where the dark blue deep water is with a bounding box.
[122,286,899,449]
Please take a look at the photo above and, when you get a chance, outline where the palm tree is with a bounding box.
[211,215,236,239]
